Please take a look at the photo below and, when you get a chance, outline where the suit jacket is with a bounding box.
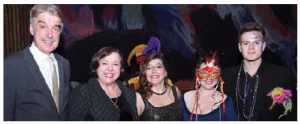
[4,46,70,121]
[221,61,297,121]
[66,77,138,121]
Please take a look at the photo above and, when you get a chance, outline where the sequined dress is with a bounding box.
[139,86,183,121]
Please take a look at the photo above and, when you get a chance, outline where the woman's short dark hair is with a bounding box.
[90,46,124,77]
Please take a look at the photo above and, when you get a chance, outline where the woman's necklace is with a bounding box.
[151,86,167,95]
[236,62,259,120]
[194,101,223,121]
[110,97,120,111]
[194,91,223,121]
[101,82,120,111]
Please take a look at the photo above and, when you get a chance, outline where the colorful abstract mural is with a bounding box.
[59,4,296,82]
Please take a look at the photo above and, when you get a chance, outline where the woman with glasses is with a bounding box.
[135,53,182,121]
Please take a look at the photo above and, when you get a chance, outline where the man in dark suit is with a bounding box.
[221,22,297,121]
[4,4,70,121]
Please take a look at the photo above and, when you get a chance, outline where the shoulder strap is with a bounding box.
[171,86,178,101]
[140,96,152,112]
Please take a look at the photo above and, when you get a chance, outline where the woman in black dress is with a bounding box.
[136,53,182,121]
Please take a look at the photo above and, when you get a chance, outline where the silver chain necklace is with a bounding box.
[236,63,259,120]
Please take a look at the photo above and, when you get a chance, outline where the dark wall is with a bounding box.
[4,4,33,57]
[4,4,296,84]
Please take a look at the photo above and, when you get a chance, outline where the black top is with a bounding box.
[139,86,183,121]
[117,94,134,121]
[66,77,138,121]
[222,61,297,121]
[236,62,262,121]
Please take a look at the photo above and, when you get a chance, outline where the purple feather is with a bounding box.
[142,36,161,56]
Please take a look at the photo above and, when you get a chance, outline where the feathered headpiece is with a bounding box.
[127,36,164,91]
[141,36,161,56]
[127,36,161,66]
[127,44,147,66]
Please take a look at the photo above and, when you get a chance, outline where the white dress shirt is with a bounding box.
[29,43,60,95]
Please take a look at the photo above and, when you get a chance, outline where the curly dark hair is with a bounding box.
[138,53,169,99]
